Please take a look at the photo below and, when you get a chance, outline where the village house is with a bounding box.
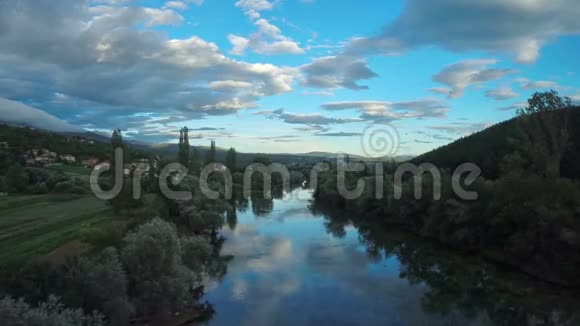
[81,157,99,168]
[59,154,76,163]
[24,148,57,166]
[94,161,111,171]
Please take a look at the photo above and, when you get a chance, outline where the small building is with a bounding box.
[35,155,56,165]
[60,154,76,163]
[94,161,111,171]
[81,158,99,168]
[0,142,8,150]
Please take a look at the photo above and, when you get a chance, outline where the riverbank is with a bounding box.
[312,171,580,288]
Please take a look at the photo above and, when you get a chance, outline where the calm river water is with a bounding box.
[203,189,580,326]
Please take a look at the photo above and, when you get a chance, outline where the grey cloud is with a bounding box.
[257,109,361,125]
[321,99,449,123]
[0,0,297,131]
[346,0,580,63]
[433,59,517,99]
[429,87,453,97]
[485,87,519,100]
[0,97,81,132]
[188,127,226,131]
[293,125,330,133]
[300,55,378,90]
[416,130,454,141]
[517,78,562,90]
[428,122,490,136]
[497,101,527,111]
[315,132,362,137]
[253,135,301,140]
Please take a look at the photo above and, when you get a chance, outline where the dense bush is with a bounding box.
[120,218,212,314]
[80,223,124,252]
[53,181,74,194]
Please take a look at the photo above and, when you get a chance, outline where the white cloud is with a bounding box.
[235,0,275,12]
[228,18,304,55]
[164,1,188,11]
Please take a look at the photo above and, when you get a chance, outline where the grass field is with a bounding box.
[0,194,112,268]
[45,164,92,176]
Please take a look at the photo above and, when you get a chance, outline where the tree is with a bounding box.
[109,129,142,215]
[111,129,124,181]
[206,140,216,165]
[178,127,190,167]
[515,90,572,178]
[6,163,27,193]
[225,148,237,172]
[120,218,211,314]
[191,147,201,174]
[0,295,105,326]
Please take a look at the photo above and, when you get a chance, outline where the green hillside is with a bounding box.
[413,107,580,179]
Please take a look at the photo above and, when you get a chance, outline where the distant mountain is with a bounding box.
[0,102,413,164]
[60,131,112,144]
[298,152,413,162]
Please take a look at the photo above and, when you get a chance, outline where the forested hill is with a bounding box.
[412,107,580,180]
[0,124,151,160]
[0,123,357,167]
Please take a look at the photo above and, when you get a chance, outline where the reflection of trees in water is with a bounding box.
[231,188,286,218]
[311,201,580,326]
[226,209,238,231]
[251,193,274,217]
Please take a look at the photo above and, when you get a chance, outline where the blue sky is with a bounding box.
[1,0,580,156]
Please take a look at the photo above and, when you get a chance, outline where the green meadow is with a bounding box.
[0,194,111,268]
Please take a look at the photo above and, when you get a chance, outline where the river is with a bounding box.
[203,189,580,326]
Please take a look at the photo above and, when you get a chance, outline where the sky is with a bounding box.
[1,0,580,156]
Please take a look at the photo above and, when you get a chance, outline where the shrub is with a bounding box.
[80,224,124,250]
